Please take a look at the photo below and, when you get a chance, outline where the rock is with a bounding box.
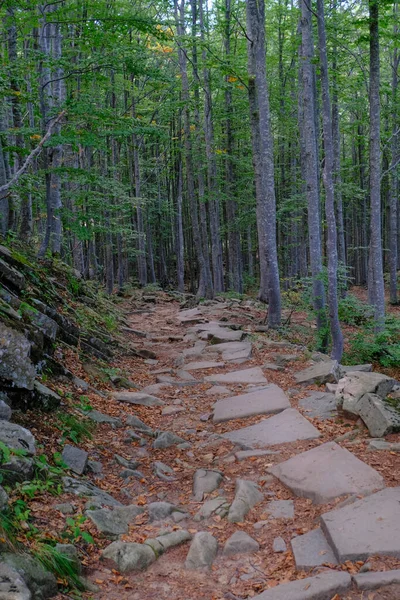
[205,386,231,396]
[269,442,385,504]
[199,327,244,343]
[54,543,81,573]
[266,500,294,519]
[222,409,321,449]
[0,323,36,390]
[235,450,279,461]
[263,363,284,372]
[194,497,230,521]
[111,391,165,406]
[272,353,298,366]
[161,406,185,416]
[102,541,156,572]
[148,501,183,522]
[342,364,372,373]
[175,369,196,381]
[205,341,250,355]
[213,385,290,423]
[0,395,12,420]
[153,431,185,449]
[221,343,253,363]
[193,469,223,501]
[353,570,400,590]
[228,479,263,523]
[183,361,225,371]
[205,367,267,385]
[85,410,122,428]
[357,393,400,437]
[0,563,31,600]
[141,383,172,395]
[298,392,337,420]
[0,257,25,290]
[24,307,58,341]
[291,528,338,570]
[1,456,34,485]
[86,505,144,538]
[185,532,218,569]
[335,371,395,415]
[63,477,122,507]
[125,414,154,434]
[294,360,343,386]
[61,445,88,475]
[0,421,36,455]
[144,530,192,556]
[200,413,212,422]
[250,571,351,600]
[273,537,287,553]
[31,382,61,410]
[153,461,175,482]
[320,487,400,561]
[87,460,102,474]
[369,440,400,452]
[325,383,337,393]
[1,552,58,599]
[223,531,259,556]
[54,503,75,514]
[0,486,9,511]
[120,468,144,479]
[114,454,140,470]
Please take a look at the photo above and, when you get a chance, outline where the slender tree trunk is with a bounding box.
[389,3,399,305]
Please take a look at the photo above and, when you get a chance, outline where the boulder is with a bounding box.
[153,431,185,449]
[102,541,156,573]
[114,454,140,470]
[23,307,58,341]
[144,530,192,556]
[0,421,36,455]
[336,371,395,416]
[357,393,400,437]
[0,258,25,290]
[0,563,31,600]
[0,323,36,390]
[0,393,12,420]
[298,392,337,420]
[153,461,175,482]
[61,445,88,475]
[1,552,57,600]
[148,501,183,522]
[85,410,122,428]
[32,382,61,411]
[193,469,223,501]
[62,477,122,507]
[228,479,263,523]
[223,531,259,556]
[185,532,218,569]
[294,360,343,386]
[111,391,165,406]
[1,456,34,485]
[194,497,230,521]
[86,505,144,538]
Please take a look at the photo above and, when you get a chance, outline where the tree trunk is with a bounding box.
[389,2,399,305]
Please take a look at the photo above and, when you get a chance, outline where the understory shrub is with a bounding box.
[343,315,400,367]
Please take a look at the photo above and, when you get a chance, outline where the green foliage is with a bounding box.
[74,395,93,412]
[344,315,400,367]
[55,413,94,444]
[338,294,374,325]
[63,514,94,545]
[32,543,84,591]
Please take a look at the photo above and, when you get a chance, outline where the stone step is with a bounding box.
[213,385,290,423]
[290,528,338,570]
[222,408,321,449]
[250,571,351,599]
[205,367,267,385]
[269,441,385,504]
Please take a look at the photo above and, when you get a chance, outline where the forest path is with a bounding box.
[85,298,400,600]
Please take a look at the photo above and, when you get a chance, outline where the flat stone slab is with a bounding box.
[206,341,251,354]
[61,444,88,475]
[213,385,290,423]
[251,571,351,600]
[199,327,244,343]
[235,450,279,461]
[206,386,231,396]
[111,392,165,406]
[354,570,400,590]
[294,360,342,386]
[183,361,225,371]
[205,367,267,386]
[299,392,337,420]
[266,499,294,519]
[222,409,321,449]
[291,528,338,570]
[321,487,400,561]
[269,441,385,504]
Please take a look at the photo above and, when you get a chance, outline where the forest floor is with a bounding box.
[15,291,400,600]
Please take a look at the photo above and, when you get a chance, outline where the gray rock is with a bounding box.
[85,410,122,428]
[250,571,351,600]
[185,532,218,569]
[205,386,231,396]
[125,414,154,434]
[199,327,244,344]
[1,552,58,600]
[114,454,140,470]
[291,528,338,570]
[148,501,182,522]
[336,371,395,415]
[228,479,264,523]
[0,421,36,455]
[272,353,298,366]
[222,409,321,449]
[193,469,223,501]
[1,456,34,485]
[235,449,279,461]
[0,258,24,290]
[63,476,122,507]
[269,442,385,504]
[213,385,290,423]
[266,500,294,519]
[111,391,165,406]
[87,460,102,474]
[86,505,144,538]
[153,461,175,482]
[0,486,9,511]
[31,382,61,411]
[342,364,373,373]
[102,541,156,572]
[144,530,192,556]
[321,487,400,561]
[61,445,88,475]
[194,497,230,521]
[120,468,144,479]
[369,440,400,452]
[0,395,12,420]
[183,360,225,371]
[223,531,259,555]
[205,367,267,385]
[299,392,337,420]
[353,569,400,590]
[273,537,287,553]
[54,543,81,573]
[54,503,75,514]
[0,323,36,390]
[25,308,58,341]
[294,360,343,386]
[153,431,185,449]
[0,563,31,600]
[357,393,400,437]
[161,406,185,416]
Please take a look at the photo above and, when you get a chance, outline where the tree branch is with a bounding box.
[0,110,66,196]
